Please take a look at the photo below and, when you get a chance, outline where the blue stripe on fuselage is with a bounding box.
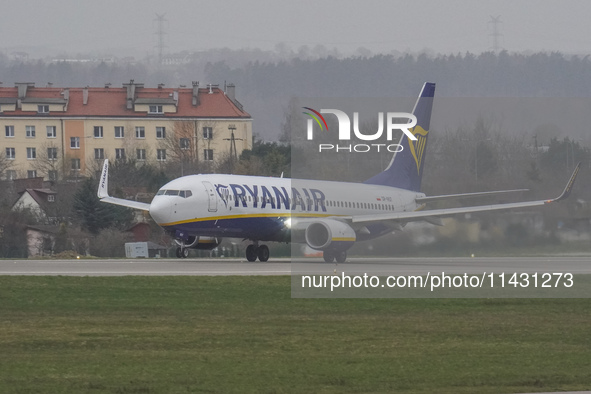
[163,216,289,242]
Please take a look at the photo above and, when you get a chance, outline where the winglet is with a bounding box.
[97,159,110,199]
[547,162,581,203]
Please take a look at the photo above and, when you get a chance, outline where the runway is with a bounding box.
[0,256,590,276]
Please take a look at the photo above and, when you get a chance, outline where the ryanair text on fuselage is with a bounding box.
[216,183,327,212]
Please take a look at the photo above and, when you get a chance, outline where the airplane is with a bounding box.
[97,82,581,263]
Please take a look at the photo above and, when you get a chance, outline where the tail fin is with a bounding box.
[364,82,435,192]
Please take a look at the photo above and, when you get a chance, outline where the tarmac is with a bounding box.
[0,256,589,276]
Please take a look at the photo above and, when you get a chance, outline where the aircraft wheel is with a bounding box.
[323,250,335,263]
[182,248,189,258]
[246,244,258,262]
[335,251,347,264]
[176,247,183,258]
[257,245,270,262]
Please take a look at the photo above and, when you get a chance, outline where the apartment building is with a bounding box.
[0,81,252,180]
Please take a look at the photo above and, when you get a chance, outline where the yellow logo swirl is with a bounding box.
[407,126,429,175]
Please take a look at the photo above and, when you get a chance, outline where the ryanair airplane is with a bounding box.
[98,83,580,263]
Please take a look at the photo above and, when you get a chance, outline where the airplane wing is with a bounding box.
[97,159,151,211]
[350,163,581,225]
[415,188,528,204]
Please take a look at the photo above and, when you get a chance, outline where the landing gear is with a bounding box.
[323,250,347,264]
[176,247,189,258]
[246,244,258,262]
[257,245,270,262]
[245,243,270,262]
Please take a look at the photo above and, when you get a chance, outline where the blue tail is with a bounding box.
[364,82,435,192]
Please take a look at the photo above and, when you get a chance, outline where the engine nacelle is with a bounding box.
[176,236,222,250]
[192,236,222,250]
[304,219,356,251]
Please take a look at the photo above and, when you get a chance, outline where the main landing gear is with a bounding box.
[323,250,347,264]
[245,243,270,262]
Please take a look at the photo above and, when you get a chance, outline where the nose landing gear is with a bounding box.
[245,243,270,262]
[176,246,190,258]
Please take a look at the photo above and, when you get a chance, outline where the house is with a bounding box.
[13,188,57,220]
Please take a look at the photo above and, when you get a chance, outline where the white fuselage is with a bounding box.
[149,174,424,243]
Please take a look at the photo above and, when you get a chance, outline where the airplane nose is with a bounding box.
[149,197,172,224]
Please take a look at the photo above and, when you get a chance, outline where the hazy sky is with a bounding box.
[2,0,591,57]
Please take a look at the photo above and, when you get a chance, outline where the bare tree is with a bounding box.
[32,142,64,184]
[159,120,197,176]
[0,150,14,180]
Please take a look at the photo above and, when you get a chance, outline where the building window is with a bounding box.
[149,105,163,114]
[27,170,37,178]
[46,126,57,138]
[203,127,213,139]
[94,126,103,138]
[5,125,14,137]
[48,170,58,181]
[38,105,49,114]
[204,149,213,161]
[71,158,80,170]
[6,170,16,180]
[6,148,15,159]
[157,149,166,161]
[180,138,190,150]
[115,126,124,138]
[135,127,145,139]
[47,147,58,161]
[115,148,125,160]
[27,147,36,159]
[47,195,55,202]
[156,126,166,139]
[26,126,35,138]
[136,149,146,161]
[70,137,80,149]
[94,148,104,160]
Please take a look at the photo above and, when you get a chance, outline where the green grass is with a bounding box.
[0,276,590,393]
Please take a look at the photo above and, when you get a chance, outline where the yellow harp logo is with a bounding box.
[407,126,429,174]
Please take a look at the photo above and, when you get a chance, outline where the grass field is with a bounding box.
[0,276,590,393]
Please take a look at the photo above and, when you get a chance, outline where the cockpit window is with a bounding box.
[157,189,193,198]
[179,190,192,198]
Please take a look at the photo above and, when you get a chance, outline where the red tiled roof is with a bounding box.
[0,85,250,119]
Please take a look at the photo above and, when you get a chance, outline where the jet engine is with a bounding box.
[304,219,356,251]
[175,236,222,250]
